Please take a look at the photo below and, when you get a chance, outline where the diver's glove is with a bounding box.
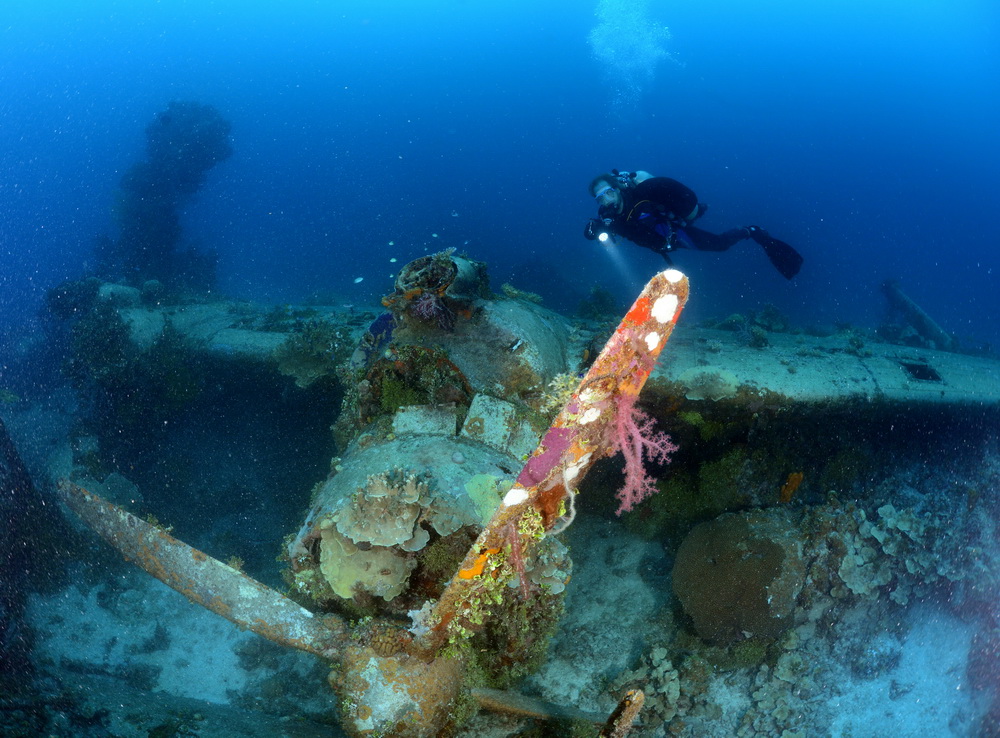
[583,218,603,241]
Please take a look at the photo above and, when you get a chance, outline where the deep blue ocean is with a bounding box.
[2,0,998,348]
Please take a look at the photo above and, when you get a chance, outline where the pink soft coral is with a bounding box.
[409,293,455,332]
[611,392,678,515]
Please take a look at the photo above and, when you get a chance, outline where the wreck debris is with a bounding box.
[471,687,606,721]
[420,268,689,652]
[600,689,646,738]
[58,482,350,661]
[382,249,491,332]
[881,279,956,351]
[58,267,690,738]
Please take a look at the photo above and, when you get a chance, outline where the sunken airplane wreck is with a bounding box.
[43,249,1000,735]
[59,252,688,736]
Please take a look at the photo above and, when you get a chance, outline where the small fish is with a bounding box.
[353,277,364,284]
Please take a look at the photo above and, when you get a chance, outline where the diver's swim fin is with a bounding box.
[750,229,803,279]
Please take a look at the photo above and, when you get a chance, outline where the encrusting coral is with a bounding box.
[311,470,435,601]
[672,494,977,648]
[275,318,354,388]
[624,471,990,736]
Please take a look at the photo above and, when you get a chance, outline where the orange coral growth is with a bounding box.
[623,295,651,327]
[458,547,501,580]
[779,471,804,503]
[602,689,645,738]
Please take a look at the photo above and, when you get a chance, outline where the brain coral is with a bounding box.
[672,509,805,644]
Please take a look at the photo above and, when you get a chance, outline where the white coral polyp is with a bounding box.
[651,294,679,323]
[503,486,530,507]
[661,268,685,283]
[563,453,592,482]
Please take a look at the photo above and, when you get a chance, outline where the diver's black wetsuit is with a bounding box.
[601,177,750,257]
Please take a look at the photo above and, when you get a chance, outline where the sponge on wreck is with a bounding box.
[672,510,805,644]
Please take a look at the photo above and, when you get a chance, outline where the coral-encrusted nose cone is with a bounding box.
[333,645,466,737]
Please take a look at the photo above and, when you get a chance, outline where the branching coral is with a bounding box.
[611,391,678,514]
[409,292,456,332]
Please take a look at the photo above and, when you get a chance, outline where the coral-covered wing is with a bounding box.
[59,481,349,662]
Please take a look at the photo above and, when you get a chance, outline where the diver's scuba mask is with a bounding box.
[594,169,639,213]
[594,185,622,216]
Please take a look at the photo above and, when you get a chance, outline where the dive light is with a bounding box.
[597,217,613,243]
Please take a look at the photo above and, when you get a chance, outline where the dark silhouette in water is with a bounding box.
[95,101,232,292]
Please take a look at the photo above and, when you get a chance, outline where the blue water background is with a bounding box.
[2,0,997,350]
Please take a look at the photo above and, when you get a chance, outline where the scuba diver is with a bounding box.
[583,170,803,279]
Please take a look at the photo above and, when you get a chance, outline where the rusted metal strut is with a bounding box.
[59,482,351,662]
